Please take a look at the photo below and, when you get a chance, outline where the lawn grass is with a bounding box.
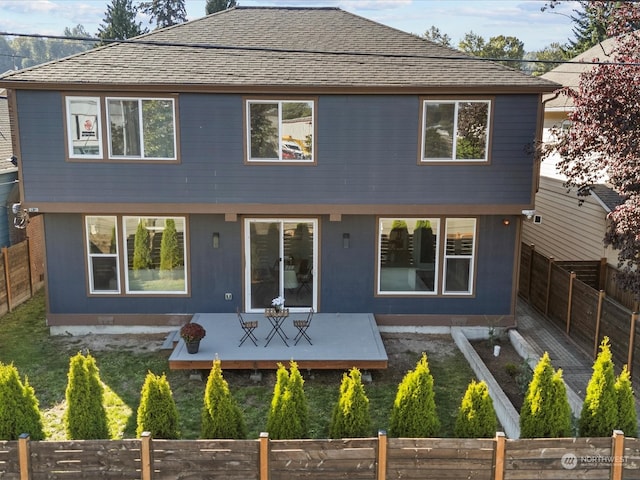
[0,291,476,440]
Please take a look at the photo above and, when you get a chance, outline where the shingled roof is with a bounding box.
[0,7,557,94]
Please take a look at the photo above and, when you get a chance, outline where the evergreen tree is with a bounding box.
[133,220,152,271]
[0,363,44,440]
[201,359,246,439]
[454,380,497,438]
[329,368,372,438]
[97,0,147,46]
[140,0,187,29]
[389,353,440,437]
[615,365,637,437]
[159,218,181,274]
[136,372,179,438]
[565,2,618,56]
[579,338,618,437]
[520,352,572,438]
[267,362,309,439]
[205,0,237,15]
[64,352,109,439]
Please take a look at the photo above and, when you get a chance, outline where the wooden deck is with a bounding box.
[168,312,388,371]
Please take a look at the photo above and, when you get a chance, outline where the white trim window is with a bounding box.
[421,100,490,162]
[377,218,440,295]
[122,216,187,294]
[443,218,476,294]
[67,97,102,158]
[86,216,119,293]
[246,99,314,162]
[107,97,177,160]
[85,215,188,295]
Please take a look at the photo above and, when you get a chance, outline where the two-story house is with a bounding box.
[0,7,557,334]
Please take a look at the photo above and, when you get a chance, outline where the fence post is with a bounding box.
[566,272,576,334]
[26,238,33,298]
[593,290,606,359]
[140,431,153,480]
[494,432,506,480]
[611,430,625,480]
[628,312,638,377]
[377,430,387,480]
[2,246,12,312]
[598,258,607,291]
[260,432,269,480]
[18,433,31,480]
[544,257,554,316]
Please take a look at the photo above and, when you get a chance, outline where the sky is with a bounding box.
[0,0,578,52]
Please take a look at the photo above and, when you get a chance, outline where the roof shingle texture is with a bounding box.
[0,7,557,92]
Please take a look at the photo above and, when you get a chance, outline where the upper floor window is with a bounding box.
[65,95,178,161]
[67,97,102,158]
[246,99,314,162]
[421,99,491,163]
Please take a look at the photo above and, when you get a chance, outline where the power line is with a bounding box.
[2,31,640,67]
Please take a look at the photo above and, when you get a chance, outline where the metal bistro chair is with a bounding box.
[237,308,259,347]
[293,308,314,346]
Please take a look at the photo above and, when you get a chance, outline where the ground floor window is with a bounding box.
[377,217,476,295]
[85,215,187,295]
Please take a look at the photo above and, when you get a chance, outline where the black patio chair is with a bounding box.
[237,308,259,347]
[293,308,314,345]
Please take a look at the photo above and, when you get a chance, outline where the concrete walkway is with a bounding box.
[515,299,593,401]
[515,297,640,434]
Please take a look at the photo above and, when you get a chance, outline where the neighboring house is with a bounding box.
[0,7,557,333]
[0,89,19,247]
[522,38,623,265]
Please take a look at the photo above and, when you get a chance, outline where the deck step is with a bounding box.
[161,330,180,350]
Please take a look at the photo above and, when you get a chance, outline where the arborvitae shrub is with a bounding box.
[579,337,618,437]
[615,365,637,437]
[0,363,44,440]
[329,368,372,438]
[132,220,152,271]
[267,362,309,439]
[520,352,572,438]
[64,352,109,439]
[454,380,497,438]
[136,372,179,438]
[389,353,440,437]
[201,359,246,439]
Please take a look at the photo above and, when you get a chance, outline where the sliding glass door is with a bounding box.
[245,218,317,312]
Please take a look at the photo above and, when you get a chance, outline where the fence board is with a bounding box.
[30,440,141,479]
[529,251,551,313]
[270,438,376,480]
[151,439,258,480]
[599,298,633,370]
[556,260,601,288]
[386,438,494,480]
[604,265,639,312]
[518,244,533,300]
[504,437,612,479]
[0,441,19,480]
[547,264,571,330]
[623,437,640,480]
[569,280,600,354]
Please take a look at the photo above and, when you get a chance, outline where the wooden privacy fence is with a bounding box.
[519,243,639,375]
[0,239,42,316]
[2,431,640,480]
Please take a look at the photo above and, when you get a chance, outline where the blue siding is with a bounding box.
[46,213,515,317]
[17,92,538,206]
